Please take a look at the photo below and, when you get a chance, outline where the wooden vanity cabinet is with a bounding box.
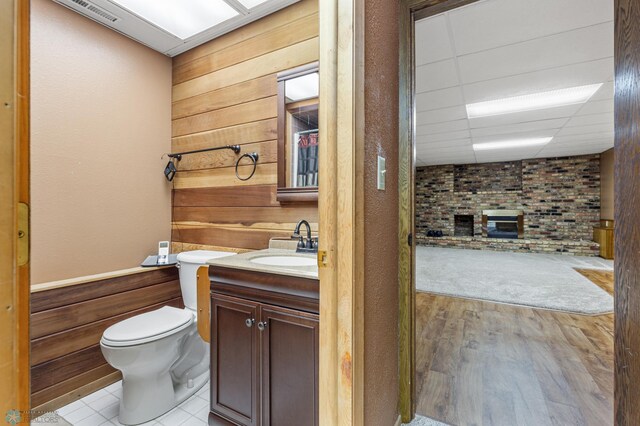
[209,267,319,426]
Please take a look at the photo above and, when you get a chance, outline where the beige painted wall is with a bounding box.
[600,148,614,220]
[31,0,172,284]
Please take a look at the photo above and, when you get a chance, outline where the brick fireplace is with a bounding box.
[415,155,601,256]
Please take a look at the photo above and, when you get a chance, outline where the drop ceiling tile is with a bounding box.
[463,58,613,104]
[417,105,468,124]
[575,99,614,115]
[589,81,614,101]
[415,15,454,66]
[474,148,542,163]
[564,112,613,127]
[416,59,459,93]
[415,137,472,148]
[415,87,465,111]
[470,118,568,138]
[448,0,613,55]
[555,123,613,137]
[417,129,471,143]
[458,22,613,84]
[467,104,582,129]
[417,119,469,136]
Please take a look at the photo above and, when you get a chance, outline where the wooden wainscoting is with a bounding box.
[30,267,182,410]
[170,0,319,253]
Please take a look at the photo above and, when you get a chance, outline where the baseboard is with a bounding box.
[33,371,121,413]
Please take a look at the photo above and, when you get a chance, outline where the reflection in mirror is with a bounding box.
[277,62,319,202]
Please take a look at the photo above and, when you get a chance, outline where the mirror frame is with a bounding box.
[276,61,319,203]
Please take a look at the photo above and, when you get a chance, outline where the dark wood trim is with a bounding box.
[31,297,183,366]
[398,0,481,422]
[413,0,483,20]
[31,345,106,393]
[614,0,640,424]
[276,187,319,203]
[31,268,179,313]
[31,280,181,338]
[210,266,319,314]
[173,185,279,208]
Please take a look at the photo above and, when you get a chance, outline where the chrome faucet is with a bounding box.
[292,220,318,253]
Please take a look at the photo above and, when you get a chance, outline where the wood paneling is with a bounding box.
[171,0,318,253]
[415,291,613,426]
[614,0,640,424]
[30,268,181,409]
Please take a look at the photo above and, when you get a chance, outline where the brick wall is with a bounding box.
[415,155,601,243]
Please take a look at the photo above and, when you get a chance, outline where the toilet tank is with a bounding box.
[176,250,236,310]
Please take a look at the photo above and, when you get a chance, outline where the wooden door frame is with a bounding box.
[613,1,640,424]
[318,0,365,424]
[398,0,480,422]
[0,0,30,415]
[399,0,640,423]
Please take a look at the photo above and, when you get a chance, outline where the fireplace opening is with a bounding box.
[454,214,474,237]
[482,210,524,239]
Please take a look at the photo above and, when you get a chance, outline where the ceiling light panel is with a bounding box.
[109,0,239,40]
[473,137,552,151]
[466,83,603,118]
[285,72,319,102]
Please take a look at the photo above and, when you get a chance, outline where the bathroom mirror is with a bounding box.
[276,62,319,202]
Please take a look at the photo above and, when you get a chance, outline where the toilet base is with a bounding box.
[118,369,209,425]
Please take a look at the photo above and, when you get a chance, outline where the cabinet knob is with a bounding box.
[245,318,255,328]
[257,321,267,331]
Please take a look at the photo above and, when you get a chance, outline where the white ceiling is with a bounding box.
[52,0,299,56]
[414,0,614,166]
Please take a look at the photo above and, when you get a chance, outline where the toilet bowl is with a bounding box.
[100,250,236,425]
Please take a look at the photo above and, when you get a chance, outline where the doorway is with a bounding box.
[399,0,640,424]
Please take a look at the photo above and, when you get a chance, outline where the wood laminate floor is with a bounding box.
[415,269,614,426]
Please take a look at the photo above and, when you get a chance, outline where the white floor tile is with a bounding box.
[103,382,122,394]
[81,389,110,404]
[194,387,208,398]
[87,394,119,412]
[57,400,87,417]
[158,408,191,426]
[179,396,208,416]
[74,412,108,426]
[98,402,120,421]
[179,417,207,426]
[193,407,210,423]
[65,406,97,424]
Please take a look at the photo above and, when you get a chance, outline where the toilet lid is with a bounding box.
[102,306,193,347]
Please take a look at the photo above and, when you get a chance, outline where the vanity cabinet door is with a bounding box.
[211,294,260,426]
[259,305,319,426]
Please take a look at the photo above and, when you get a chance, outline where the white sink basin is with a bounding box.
[250,255,316,267]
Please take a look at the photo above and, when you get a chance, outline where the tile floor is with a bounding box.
[36,380,211,426]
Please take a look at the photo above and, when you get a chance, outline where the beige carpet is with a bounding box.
[416,246,613,314]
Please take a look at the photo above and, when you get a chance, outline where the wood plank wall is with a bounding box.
[171,0,319,253]
[30,267,182,410]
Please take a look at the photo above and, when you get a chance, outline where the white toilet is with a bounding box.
[100,250,235,425]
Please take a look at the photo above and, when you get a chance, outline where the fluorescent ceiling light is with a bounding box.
[473,137,553,151]
[285,72,319,102]
[237,0,270,8]
[110,0,239,40]
[466,84,603,118]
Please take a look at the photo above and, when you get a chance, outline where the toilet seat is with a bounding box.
[101,306,193,347]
